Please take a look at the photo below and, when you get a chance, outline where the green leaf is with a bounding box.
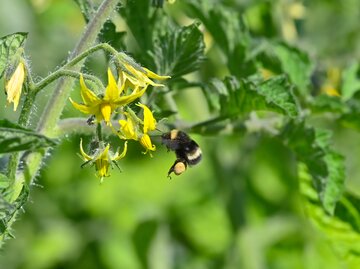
[273,42,313,95]
[151,23,205,79]
[211,75,298,117]
[0,185,29,241]
[0,173,9,190]
[0,32,28,78]
[257,75,299,117]
[184,1,256,77]
[119,0,153,52]
[341,62,360,101]
[281,122,345,214]
[322,151,345,213]
[0,120,57,154]
[299,164,360,265]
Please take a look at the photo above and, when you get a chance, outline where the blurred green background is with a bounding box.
[1,0,360,268]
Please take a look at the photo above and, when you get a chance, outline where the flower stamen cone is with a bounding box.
[79,139,128,182]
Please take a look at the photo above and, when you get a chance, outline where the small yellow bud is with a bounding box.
[5,62,26,111]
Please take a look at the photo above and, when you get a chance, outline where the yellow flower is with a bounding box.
[80,139,127,182]
[5,61,26,111]
[139,133,156,154]
[117,103,157,154]
[119,53,170,87]
[70,68,147,125]
[137,103,156,133]
[118,112,138,140]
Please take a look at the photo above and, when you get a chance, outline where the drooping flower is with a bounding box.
[117,103,157,154]
[118,53,170,88]
[80,139,127,182]
[137,103,156,133]
[5,61,26,111]
[70,68,147,125]
[118,112,138,140]
[139,133,156,153]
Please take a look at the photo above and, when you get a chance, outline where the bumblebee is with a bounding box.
[161,129,202,177]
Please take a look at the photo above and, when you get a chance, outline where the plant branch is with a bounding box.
[10,0,120,203]
[35,70,104,94]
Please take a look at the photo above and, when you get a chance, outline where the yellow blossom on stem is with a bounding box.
[118,112,138,140]
[117,103,157,155]
[119,53,170,87]
[70,68,147,125]
[79,139,127,182]
[139,133,156,154]
[5,61,26,111]
[137,103,156,133]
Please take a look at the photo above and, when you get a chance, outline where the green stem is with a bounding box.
[35,70,104,94]
[96,123,103,141]
[12,0,120,202]
[64,42,121,68]
[6,91,36,180]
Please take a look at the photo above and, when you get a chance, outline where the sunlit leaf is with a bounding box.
[299,164,360,265]
[281,122,345,214]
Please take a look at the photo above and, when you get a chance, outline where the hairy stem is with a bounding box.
[64,42,120,69]
[6,91,36,181]
[35,70,104,94]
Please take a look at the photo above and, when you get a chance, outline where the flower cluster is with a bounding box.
[72,57,170,181]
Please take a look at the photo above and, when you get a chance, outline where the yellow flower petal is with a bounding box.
[70,97,98,115]
[114,86,147,106]
[119,116,138,140]
[124,63,164,87]
[140,134,156,154]
[95,144,111,178]
[143,67,171,80]
[100,144,110,159]
[104,68,120,101]
[100,103,112,124]
[114,141,128,160]
[137,103,156,133]
[5,62,25,111]
[79,138,92,161]
[80,75,100,105]
[96,158,110,179]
